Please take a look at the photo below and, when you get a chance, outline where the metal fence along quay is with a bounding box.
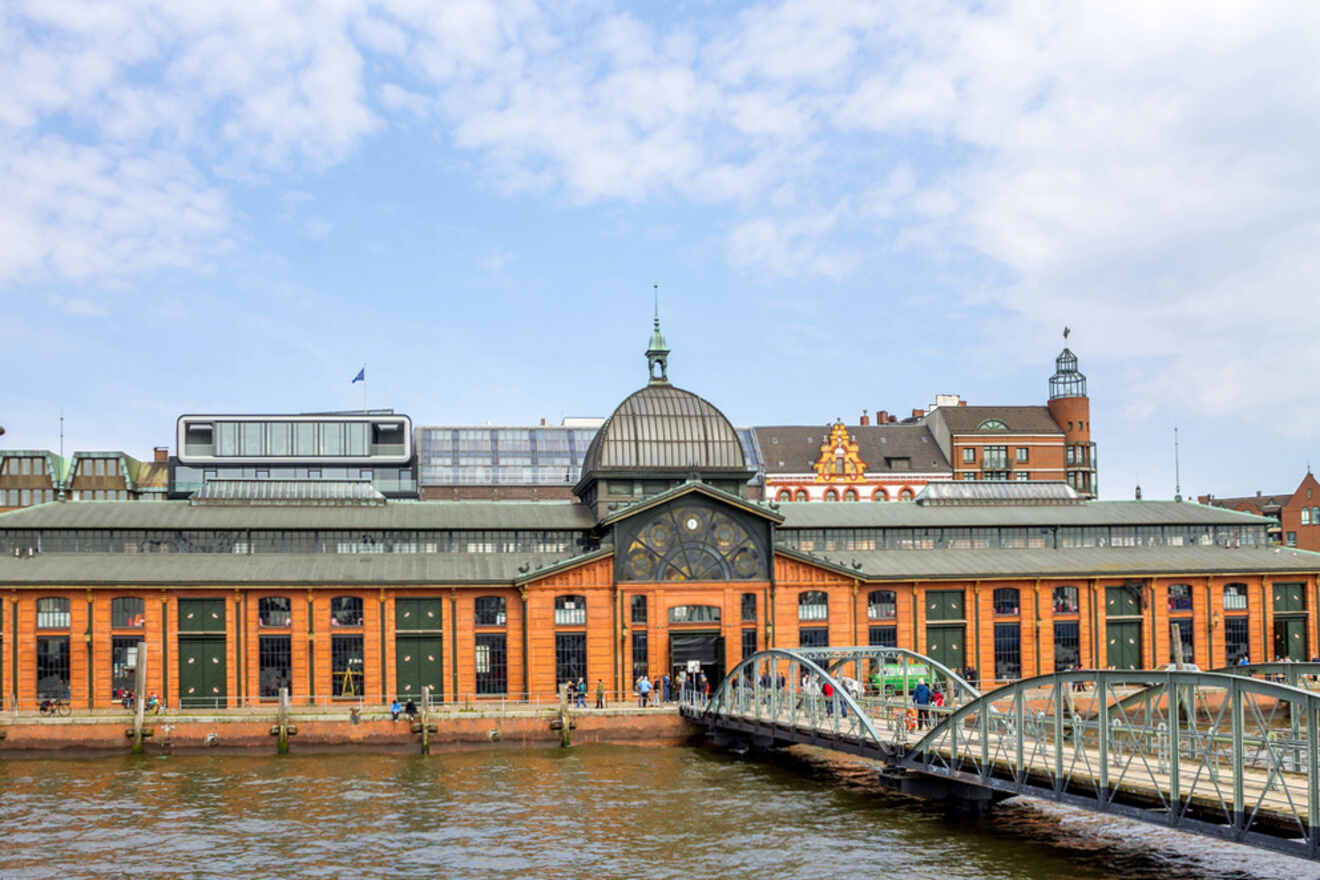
[682,648,1320,862]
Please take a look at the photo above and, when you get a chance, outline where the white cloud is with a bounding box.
[48,295,109,318]
[4,0,1320,435]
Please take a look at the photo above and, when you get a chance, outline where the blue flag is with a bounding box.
[352,368,365,384]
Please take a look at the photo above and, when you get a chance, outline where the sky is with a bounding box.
[3,0,1319,502]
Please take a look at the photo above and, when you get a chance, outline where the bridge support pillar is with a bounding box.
[880,769,1002,818]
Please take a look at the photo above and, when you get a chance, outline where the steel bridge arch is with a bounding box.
[900,668,1320,860]
[699,648,888,751]
[792,646,981,702]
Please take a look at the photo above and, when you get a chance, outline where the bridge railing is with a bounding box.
[901,669,1320,860]
[690,647,988,753]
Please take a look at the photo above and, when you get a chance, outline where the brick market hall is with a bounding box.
[1,319,1318,710]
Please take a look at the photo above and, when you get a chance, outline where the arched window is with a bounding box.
[899,488,914,501]
[798,591,828,621]
[823,488,838,502]
[777,489,792,502]
[36,597,70,629]
[993,588,1020,616]
[872,489,888,502]
[475,596,507,626]
[843,488,858,501]
[1052,586,1080,614]
[630,595,648,625]
[1168,583,1193,613]
[1223,582,1248,611]
[554,595,586,626]
[259,596,291,627]
[668,605,721,624]
[330,596,363,627]
[111,596,145,628]
[867,590,896,620]
[794,489,808,502]
[977,419,1009,431]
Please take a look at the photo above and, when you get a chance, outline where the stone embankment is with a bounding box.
[0,704,698,753]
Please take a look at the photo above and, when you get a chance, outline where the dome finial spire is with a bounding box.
[646,283,670,383]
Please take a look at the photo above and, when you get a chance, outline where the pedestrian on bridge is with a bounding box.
[913,681,932,730]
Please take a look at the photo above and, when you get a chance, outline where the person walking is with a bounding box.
[575,678,588,708]
[595,679,605,709]
[913,680,932,730]
[661,673,671,703]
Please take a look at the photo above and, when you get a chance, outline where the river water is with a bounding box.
[0,744,1313,880]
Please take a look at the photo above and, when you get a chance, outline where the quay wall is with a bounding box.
[0,707,699,753]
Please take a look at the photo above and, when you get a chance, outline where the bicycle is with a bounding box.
[39,697,71,717]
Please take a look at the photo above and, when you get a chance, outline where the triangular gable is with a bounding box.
[599,479,784,528]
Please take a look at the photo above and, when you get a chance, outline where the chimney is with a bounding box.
[912,408,924,419]
[1256,490,1261,497]
[859,409,870,426]
[889,414,897,423]
[958,400,967,407]
[540,417,547,426]
[153,447,169,463]
[877,410,888,425]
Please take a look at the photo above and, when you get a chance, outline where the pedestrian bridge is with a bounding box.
[679,647,1320,862]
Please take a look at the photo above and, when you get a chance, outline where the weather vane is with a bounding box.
[1063,325,1071,341]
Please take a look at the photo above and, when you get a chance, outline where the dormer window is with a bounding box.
[977,419,1009,431]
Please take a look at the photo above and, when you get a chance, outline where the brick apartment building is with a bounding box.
[1200,471,1320,552]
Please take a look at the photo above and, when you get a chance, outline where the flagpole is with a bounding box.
[362,366,367,414]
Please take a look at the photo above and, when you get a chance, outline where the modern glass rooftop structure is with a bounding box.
[414,425,763,487]
[177,413,412,464]
[171,412,417,499]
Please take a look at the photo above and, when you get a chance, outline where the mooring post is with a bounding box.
[130,641,149,754]
[274,687,297,755]
[559,682,572,748]
[421,685,431,755]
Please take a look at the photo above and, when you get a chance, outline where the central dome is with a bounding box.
[580,383,746,475]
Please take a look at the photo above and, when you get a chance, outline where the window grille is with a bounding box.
[111,597,145,628]
[330,596,363,627]
[259,635,292,697]
[36,597,70,629]
[259,596,292,627]
[331,635,364,697]
[475,596,507,627]
[554,595,586,626]
[475,634,508,695]
[798,591,828,621]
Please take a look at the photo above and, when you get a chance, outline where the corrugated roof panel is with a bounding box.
[786,544,1320,580]
[0,500,597,530]
[777,499,1270,528]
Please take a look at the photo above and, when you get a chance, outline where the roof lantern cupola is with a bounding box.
[645,283,670,384]
[1049,326,1087,400]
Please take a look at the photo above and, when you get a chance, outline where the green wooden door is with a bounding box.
[1274,617,1307,661]
[1105,586,1141,617]
[178,598,226,632]
[179,636,227,708]
[925,625,965,671]
[926,590,965,621]
[1106,621,1142,670]
[1273,583,1306,614]
[396,598,444,631]
[395,634,444,701]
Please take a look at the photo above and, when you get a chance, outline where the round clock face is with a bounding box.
[684,516,700,532]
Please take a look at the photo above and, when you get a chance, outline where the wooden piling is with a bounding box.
[130,641,149,754]
[559,682,571,748]
[420,686,432,755]
[272,687,297,754]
